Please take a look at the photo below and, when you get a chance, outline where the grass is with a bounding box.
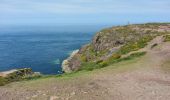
[0,77,8,86]
[80,52,146,71]
[118,35,154,54]
[164,35,170,42]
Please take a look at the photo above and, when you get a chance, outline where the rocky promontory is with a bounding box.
[62,23,170,73]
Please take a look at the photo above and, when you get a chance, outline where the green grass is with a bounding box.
[164,35,170,42]
[80,52,146,71]
[0,77,8,86]
[105,52,146,65]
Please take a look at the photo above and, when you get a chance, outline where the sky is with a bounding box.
[0,0,170,26]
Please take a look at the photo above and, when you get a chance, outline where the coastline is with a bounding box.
[0,50,80,76]
[62,49,79,73]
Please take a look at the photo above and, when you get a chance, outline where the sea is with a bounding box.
[0,25,109,74]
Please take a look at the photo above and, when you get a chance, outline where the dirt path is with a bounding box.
[0,41,170,100]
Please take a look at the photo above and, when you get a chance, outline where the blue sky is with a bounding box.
[0,0,170,26]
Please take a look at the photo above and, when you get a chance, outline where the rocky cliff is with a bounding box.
[62,23,170,73]
[0,68,41,86]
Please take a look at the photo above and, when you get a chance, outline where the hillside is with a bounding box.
[0,23,170,100]
[62,23,170,72]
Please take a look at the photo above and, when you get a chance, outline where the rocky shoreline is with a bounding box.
[62,50,79,73]
[0,68,41,78]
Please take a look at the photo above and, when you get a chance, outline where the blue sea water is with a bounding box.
[0,25,107,74]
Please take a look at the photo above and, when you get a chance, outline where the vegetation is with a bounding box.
[0,68,41,86]
[118,35,154,54]
[0,77,8,86]
[80,52,146,71]
[80,44,109,63]
[164,35,170,42]
[79,23,166,64]
[78,25,163,72]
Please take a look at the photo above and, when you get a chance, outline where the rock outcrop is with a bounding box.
[62,50,80,73]
[0,68,34,77]
[0,68,41,80]
[0,68,41,86]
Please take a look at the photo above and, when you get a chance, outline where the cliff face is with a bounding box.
[62,50,80,73]
[62,23,170,73]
